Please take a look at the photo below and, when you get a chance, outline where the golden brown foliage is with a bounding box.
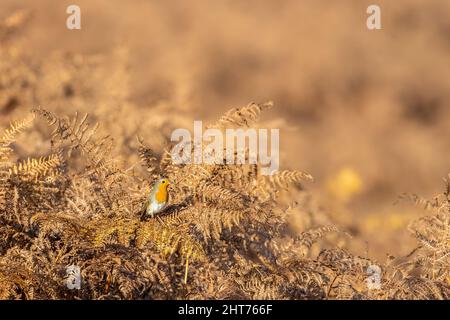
[0,102,448,300]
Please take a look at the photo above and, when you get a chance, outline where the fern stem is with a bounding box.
[183,255,190,285]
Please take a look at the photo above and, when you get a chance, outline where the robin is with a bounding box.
[144,178,170,218]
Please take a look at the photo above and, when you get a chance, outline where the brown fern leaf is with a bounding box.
[137,136,160,177]
[31,212,88,240]
[396,193,436,210]
[0,114,35,146]
[295,225,342,256]
[90,217,140,247]
[318,248,374,275]
[190,205,246,242]
[0,114,35,164]
[136,218,204,262]
[32,108,113,169]
[9,153,64,180]
[194,181,248,208]
[210,101,273,129]
[254,170,314,201]
[0,262,33,299]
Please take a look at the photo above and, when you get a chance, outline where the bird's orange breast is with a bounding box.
[154,184,168,203]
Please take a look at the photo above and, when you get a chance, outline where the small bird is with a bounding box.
[144,178,170,218]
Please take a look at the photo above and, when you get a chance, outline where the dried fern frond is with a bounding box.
[188,205,246,242]
[253,170,314,201]
[210,101,273,129]
[9,153,64,179]
[295,225,342,256]
[31,212,88,240]
[0,114,35,164]
[391,277,448,300]
[318,248,374,275]
[396,193,436,210]
[0,114,35,147]
[236,273,280,299]
[137,136,160,177]
[0,262,33,299]
[270,170,314,187]
[32,108,113,169]
[90,217,140,247]
[136,219,204,259]
[194,180,249,208]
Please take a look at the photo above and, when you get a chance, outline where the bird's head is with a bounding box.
[154,178,170,195]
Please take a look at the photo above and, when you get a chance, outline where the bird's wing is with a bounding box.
[139,196,151,218]
[140,184,157,219]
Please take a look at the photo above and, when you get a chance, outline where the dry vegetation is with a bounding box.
[1,101,449,300]
[0,7,449,300]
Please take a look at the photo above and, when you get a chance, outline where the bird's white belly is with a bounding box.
[148,201,166,216]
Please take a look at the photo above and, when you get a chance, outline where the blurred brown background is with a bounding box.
[1,0,449,260]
